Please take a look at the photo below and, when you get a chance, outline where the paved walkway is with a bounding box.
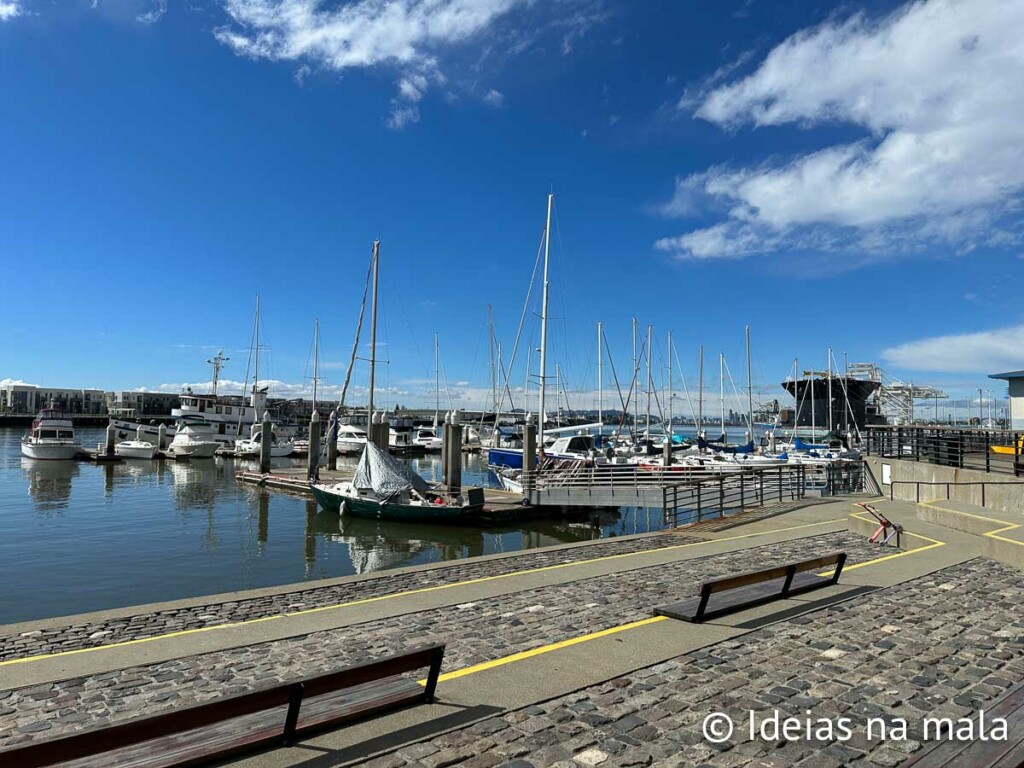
[0,530,878,749]
[354,557,1024,768]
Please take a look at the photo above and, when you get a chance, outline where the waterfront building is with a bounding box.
[105,390,180,417]
[1,383,106,415]
[988,370,1024,429]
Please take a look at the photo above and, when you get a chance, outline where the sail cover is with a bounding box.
[352,440,431,496]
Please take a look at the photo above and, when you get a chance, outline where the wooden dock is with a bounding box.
[235,468,534,524]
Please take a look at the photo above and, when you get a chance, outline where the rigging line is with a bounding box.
[339,250,373,413]
[722,356,749,434]
[494,227,546,427]
[236,300,257,433]
[670,339,698,428]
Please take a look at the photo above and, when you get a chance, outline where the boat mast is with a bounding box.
[368,240,380,420]
[538,193,553,450]
[312,318,320,413]
[632,317,638,429]
[745,325,753,438]
[597,321,603,428]
[207,350,228,397]
[434,332,440,429]
[646,324,652,438]
[252,294,260,413]
[667,330,673,442]
[719,352,725,440]
[827,347,834,436]
[488,305,496,418]
[698,345,704,435]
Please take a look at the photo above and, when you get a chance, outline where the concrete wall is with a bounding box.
[865,455,1024,513]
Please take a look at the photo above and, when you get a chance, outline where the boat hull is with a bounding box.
[310,485,480,523]
[168,441,219,459]
[115,442,157,459]
[20,442,81,460]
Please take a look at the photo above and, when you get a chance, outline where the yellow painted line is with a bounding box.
[418,616,668,686]
[920,501,1024,547]
[0,518,846,668]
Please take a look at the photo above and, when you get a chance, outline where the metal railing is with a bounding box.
[864,426,1024,476]
[888,478,1024,508]
[517,461,869,527]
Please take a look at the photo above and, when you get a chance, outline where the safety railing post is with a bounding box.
[719,476,725,517]
[985,431,991,473]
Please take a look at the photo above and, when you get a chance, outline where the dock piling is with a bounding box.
[327,410,338,470]
[105,423,116,456]
[523,413,536,493]
[157,423,167,451]
[307,410,320,480]
[259,411,272,474]
[446,410,462,493]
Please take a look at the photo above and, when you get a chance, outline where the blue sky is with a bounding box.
[2,0,1023,413]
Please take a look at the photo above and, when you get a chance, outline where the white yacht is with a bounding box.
[166,418,219,459]
[234,423,294,457]
[20,404,82,460]
[413,427,443,452]
[336,424,369,456]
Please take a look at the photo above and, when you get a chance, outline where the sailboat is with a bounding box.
[311,241,485,521]
[232,296,294,457]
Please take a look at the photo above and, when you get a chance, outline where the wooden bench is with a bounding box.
[0,644,445,768]
[899,682,1024,767]
[654,552,847,623]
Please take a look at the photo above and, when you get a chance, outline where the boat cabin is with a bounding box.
[548,435,595,456]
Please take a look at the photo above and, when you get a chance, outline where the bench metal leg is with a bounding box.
[423,646,445,703]
[694,585,713,622]
[780,565,797,597]
[283,683,304,746]
[831,553,847,585]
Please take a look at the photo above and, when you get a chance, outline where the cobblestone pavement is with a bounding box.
[0,534,699,661]
[0,532,878,749]
[353,558,1024,768]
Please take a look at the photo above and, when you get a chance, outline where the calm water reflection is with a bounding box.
[0,427,664,623]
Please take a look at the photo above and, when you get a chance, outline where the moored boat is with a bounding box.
[166,419,219,459]
[20,404,82,460]
[311,441,484,523]
[114,440,157,459]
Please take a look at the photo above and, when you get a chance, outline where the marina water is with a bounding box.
[0,427,673,623]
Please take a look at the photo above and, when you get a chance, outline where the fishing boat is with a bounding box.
[311,438,485,522]
[114,440,157,459]
[20,403,82,460]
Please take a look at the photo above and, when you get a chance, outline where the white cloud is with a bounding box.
[0,1,22,21]
[881,325,1024,373]
[214,0,604,126]
[0,377,37,387]
[137,0,167,23]
[662,0,1024,262]
[483,88,505,107]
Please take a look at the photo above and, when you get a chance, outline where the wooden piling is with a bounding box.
[307,410,320,480]
[259,411,272,474]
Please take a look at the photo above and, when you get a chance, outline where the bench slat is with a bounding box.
[703,552,845,595]
[0,644,444,768]
[656,571,832,622]
[54,677,424,768]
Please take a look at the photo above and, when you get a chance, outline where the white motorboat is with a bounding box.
[114,440,157,459]
[20,404,82,460]
[337,424,369,455]
[413,427,443,452]
[234,423,294,457]
[166,419,219,459]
